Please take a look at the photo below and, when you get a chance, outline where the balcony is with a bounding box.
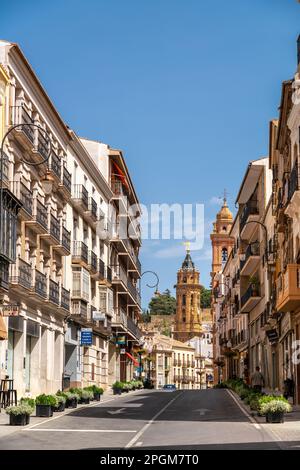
[53,225,71,256]
[1,153,9,186]
[60,286,70,311]
[34,129,50,162]
[239,200,259,238]
[72,241,89,268]
[240,284,261,313]
[0,261,9,292]
[27,199,48,234]
[88,250,98,274]
[112,309,142,341]
[72,185,88,212]
[11,181,33,220]
[285,162,300,218]
[34,269,47,298]
[71,299,88,321]
[72,268,89,302]
[48,151,61,180]
[276,264,300,313]
[110,224,141,274]
[111,265,141,306]
[10,258,32,291]
[42,213,60,244]
[11,106,35,147]
[58,165,72,199]
[86,197,98,223]
[48,278,59,305]
[99,258,105,279]
[111,179,128,213]
[106,265,112,283]
[240,242,260,276]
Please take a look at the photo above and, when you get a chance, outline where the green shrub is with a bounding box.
[112,381,124,390]
[35,394,58,406]
[81,390,94,400]
[257,395,290,415]
[55,395,66,405]
[84,385,104,395]
[260,399,291,415]
[64,391,80,401]
[69,387,83,397]
[6,404,34,416]
[20,397,35,408]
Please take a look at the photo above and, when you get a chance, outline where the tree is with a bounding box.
[200,286,211,308]
[148,289,176,316]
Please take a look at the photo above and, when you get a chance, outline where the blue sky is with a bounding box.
[2,0,300,308]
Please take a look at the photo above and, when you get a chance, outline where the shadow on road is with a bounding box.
[65,389,256,423]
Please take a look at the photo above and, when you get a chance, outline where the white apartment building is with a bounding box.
[0,40,142,397]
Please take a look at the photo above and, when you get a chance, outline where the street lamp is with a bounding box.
[141,270,160,294]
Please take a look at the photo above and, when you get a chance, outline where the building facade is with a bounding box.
[0,40,142,397]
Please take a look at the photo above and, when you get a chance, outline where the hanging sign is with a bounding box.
[81,328,93,346]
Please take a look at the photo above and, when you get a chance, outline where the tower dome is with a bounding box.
[217,197,233,221]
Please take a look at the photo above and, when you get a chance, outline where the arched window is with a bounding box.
[221,247,228,266]
[191,294,194,305]
[182,294,186,306]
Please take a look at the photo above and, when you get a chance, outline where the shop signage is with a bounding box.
[0,304,20,317]
[266,329,279,344]
[92,311,106,322]
[120,348,126,354]
[81,328,93,346]
[116,335,126,345]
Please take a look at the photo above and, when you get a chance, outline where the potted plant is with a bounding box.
[35,394,57,417]
[64,391,79,408]
[260,399,291,423]
[123,382,131,393]
[6,404,34,426]
[84,385,104,401]
[112,381,123,395]
[20,397,36,423]
[53,395,66,412]
[79,390,93,404]
[249,276,259,296]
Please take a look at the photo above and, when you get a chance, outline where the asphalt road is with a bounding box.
[0,389,283,450]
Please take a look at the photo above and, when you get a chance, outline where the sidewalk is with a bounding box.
[0,388,142,441]
[229,390,300,450]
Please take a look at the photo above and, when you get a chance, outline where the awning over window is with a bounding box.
[0,316,8,340]
[125,352,139,366]
[112,162,129,189]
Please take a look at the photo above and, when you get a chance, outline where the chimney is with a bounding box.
[298,35,300,66]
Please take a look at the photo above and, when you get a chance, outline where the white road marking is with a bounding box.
[26,390,146,430]
[135,441,143,447]
[23,429,136,433]
[107,408,126,415]
[194,408,211,416]
[227,389,261,429]
[125,392,183,449]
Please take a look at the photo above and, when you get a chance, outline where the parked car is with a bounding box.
[163,384,176,391]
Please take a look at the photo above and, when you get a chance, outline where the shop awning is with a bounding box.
[125,352,139,366]
[0,316,8,340]
[112,162,129,189]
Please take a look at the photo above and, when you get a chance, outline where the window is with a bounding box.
[182,295,186,306]
[221,247,228,264]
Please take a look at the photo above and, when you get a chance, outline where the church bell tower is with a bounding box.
[174,244,202,342]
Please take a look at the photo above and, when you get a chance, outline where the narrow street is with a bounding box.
[0,389,285,450]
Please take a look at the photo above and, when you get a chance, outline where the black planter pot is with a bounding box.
[66,398,77,409]
[53,402,66,413]
[80,398,90,405]
[266,412,284,423]
[36,404,53,418]
[94,393,101,401]
[9,414,28,426]
[113,388,122,395]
